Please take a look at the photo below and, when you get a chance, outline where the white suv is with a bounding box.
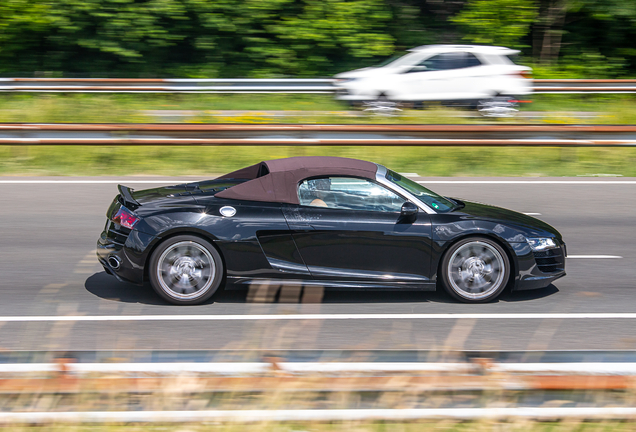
[334,45,532,112]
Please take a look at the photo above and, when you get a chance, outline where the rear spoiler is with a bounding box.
[118,184,140,208]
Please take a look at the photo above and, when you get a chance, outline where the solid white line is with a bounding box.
[523,212,542,215]
[417,180,636,184]
[567,255,623,259]
[3,313,636,322]
[1,407,636,423]
[0,179,633,184]
[0,180,195,184]
[1,361,635,375]
[0,362,470,375]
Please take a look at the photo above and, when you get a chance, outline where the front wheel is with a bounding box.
[149,235,223,305]
[362,94,402,116]
[440,237,510,303]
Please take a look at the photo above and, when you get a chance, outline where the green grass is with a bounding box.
[2,145,635,177]
[1,93,636,177]
[1,93,636,125]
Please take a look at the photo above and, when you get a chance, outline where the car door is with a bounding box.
[397,53,451,101]
[400,52,486,101]
[447,52,489,99]
[283,177,434,287]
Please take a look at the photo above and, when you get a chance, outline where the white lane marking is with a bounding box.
[0,179,633,184]
[3,313,636,322]
[0,362,468,374]
[0,180,194,184]
[1,361,635,375]
[567,255,623,259]
[2,407,636,422]
[523,212,542,215]
[418,180,636,184]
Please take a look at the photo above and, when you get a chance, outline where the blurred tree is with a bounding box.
[1,0,636,77]
[0,0,56,72]
[267,0,394,75]
[531,0,580,64]
[451,0,538,48]
[184,0,394,76]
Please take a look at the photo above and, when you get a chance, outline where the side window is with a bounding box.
[298,177,406,212]
[417,54,447,71]
[463,53,482,68]
[416,52,481,71]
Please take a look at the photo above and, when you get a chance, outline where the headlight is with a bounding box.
[526,237,558,251]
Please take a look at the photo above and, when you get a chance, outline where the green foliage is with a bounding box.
[451,0,538,48]
[530,51,627,78]
[2,144,636,177]
[0,0,394,77]
[2,0,636,78]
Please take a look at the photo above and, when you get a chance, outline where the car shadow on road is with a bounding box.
[86,272,560,306]
[85,272,167,306]
[499,284,560,302]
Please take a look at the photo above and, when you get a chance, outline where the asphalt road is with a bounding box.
[0,176,634,352]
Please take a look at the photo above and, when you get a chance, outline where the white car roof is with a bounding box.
[408,45,520,55]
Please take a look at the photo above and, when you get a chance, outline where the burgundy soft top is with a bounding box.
[215,156,378,204]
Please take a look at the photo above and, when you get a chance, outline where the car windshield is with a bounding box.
[385,169,456,212]
[374,52,406,68]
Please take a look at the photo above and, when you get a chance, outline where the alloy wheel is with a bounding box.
[447,241,506,301]
[156,240,216,300]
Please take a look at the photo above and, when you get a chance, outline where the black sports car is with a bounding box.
[97,156,566,305]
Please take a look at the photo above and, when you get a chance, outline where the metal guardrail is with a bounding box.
[1,78,636,93]
[2,123,636,146]
[0,78,336,93]
[1,349,636,423]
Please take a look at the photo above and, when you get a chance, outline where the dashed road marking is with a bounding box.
[567,255,623,259]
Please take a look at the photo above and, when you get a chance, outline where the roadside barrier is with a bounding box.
[1,78,635,93]
[1,351,636,423]
[1,123,636,146]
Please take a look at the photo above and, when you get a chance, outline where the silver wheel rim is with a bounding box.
[478,97,518,118]
[156,241,216,300]
[447,241,505,300]
[362,100,402,116]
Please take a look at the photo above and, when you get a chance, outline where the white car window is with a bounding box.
[298,177,405,212]
[463,53,482,68]
[416,52,481,71]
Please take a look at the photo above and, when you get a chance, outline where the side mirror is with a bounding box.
[400,202,418,221]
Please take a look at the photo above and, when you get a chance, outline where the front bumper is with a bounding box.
[513,242,567,291]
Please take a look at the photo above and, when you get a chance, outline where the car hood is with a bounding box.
[335,67,387,79]
[453,199,562,240]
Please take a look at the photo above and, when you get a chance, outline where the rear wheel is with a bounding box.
[440,237,510,303]
[477,96,518,118]
[149,235,223,305]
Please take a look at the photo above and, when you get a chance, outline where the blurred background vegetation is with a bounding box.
[1,0,635,79]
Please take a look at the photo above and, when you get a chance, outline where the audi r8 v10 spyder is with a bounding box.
[97,156,566,305]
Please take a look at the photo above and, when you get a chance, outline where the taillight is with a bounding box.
[112,207,140,229]
[519,71,532,79]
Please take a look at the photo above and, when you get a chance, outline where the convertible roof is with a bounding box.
[214,156,378,204]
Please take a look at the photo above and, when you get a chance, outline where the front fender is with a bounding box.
[431,218,529,285]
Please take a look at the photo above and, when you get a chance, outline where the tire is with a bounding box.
[440,237,510,303]
[149,235,223,305]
